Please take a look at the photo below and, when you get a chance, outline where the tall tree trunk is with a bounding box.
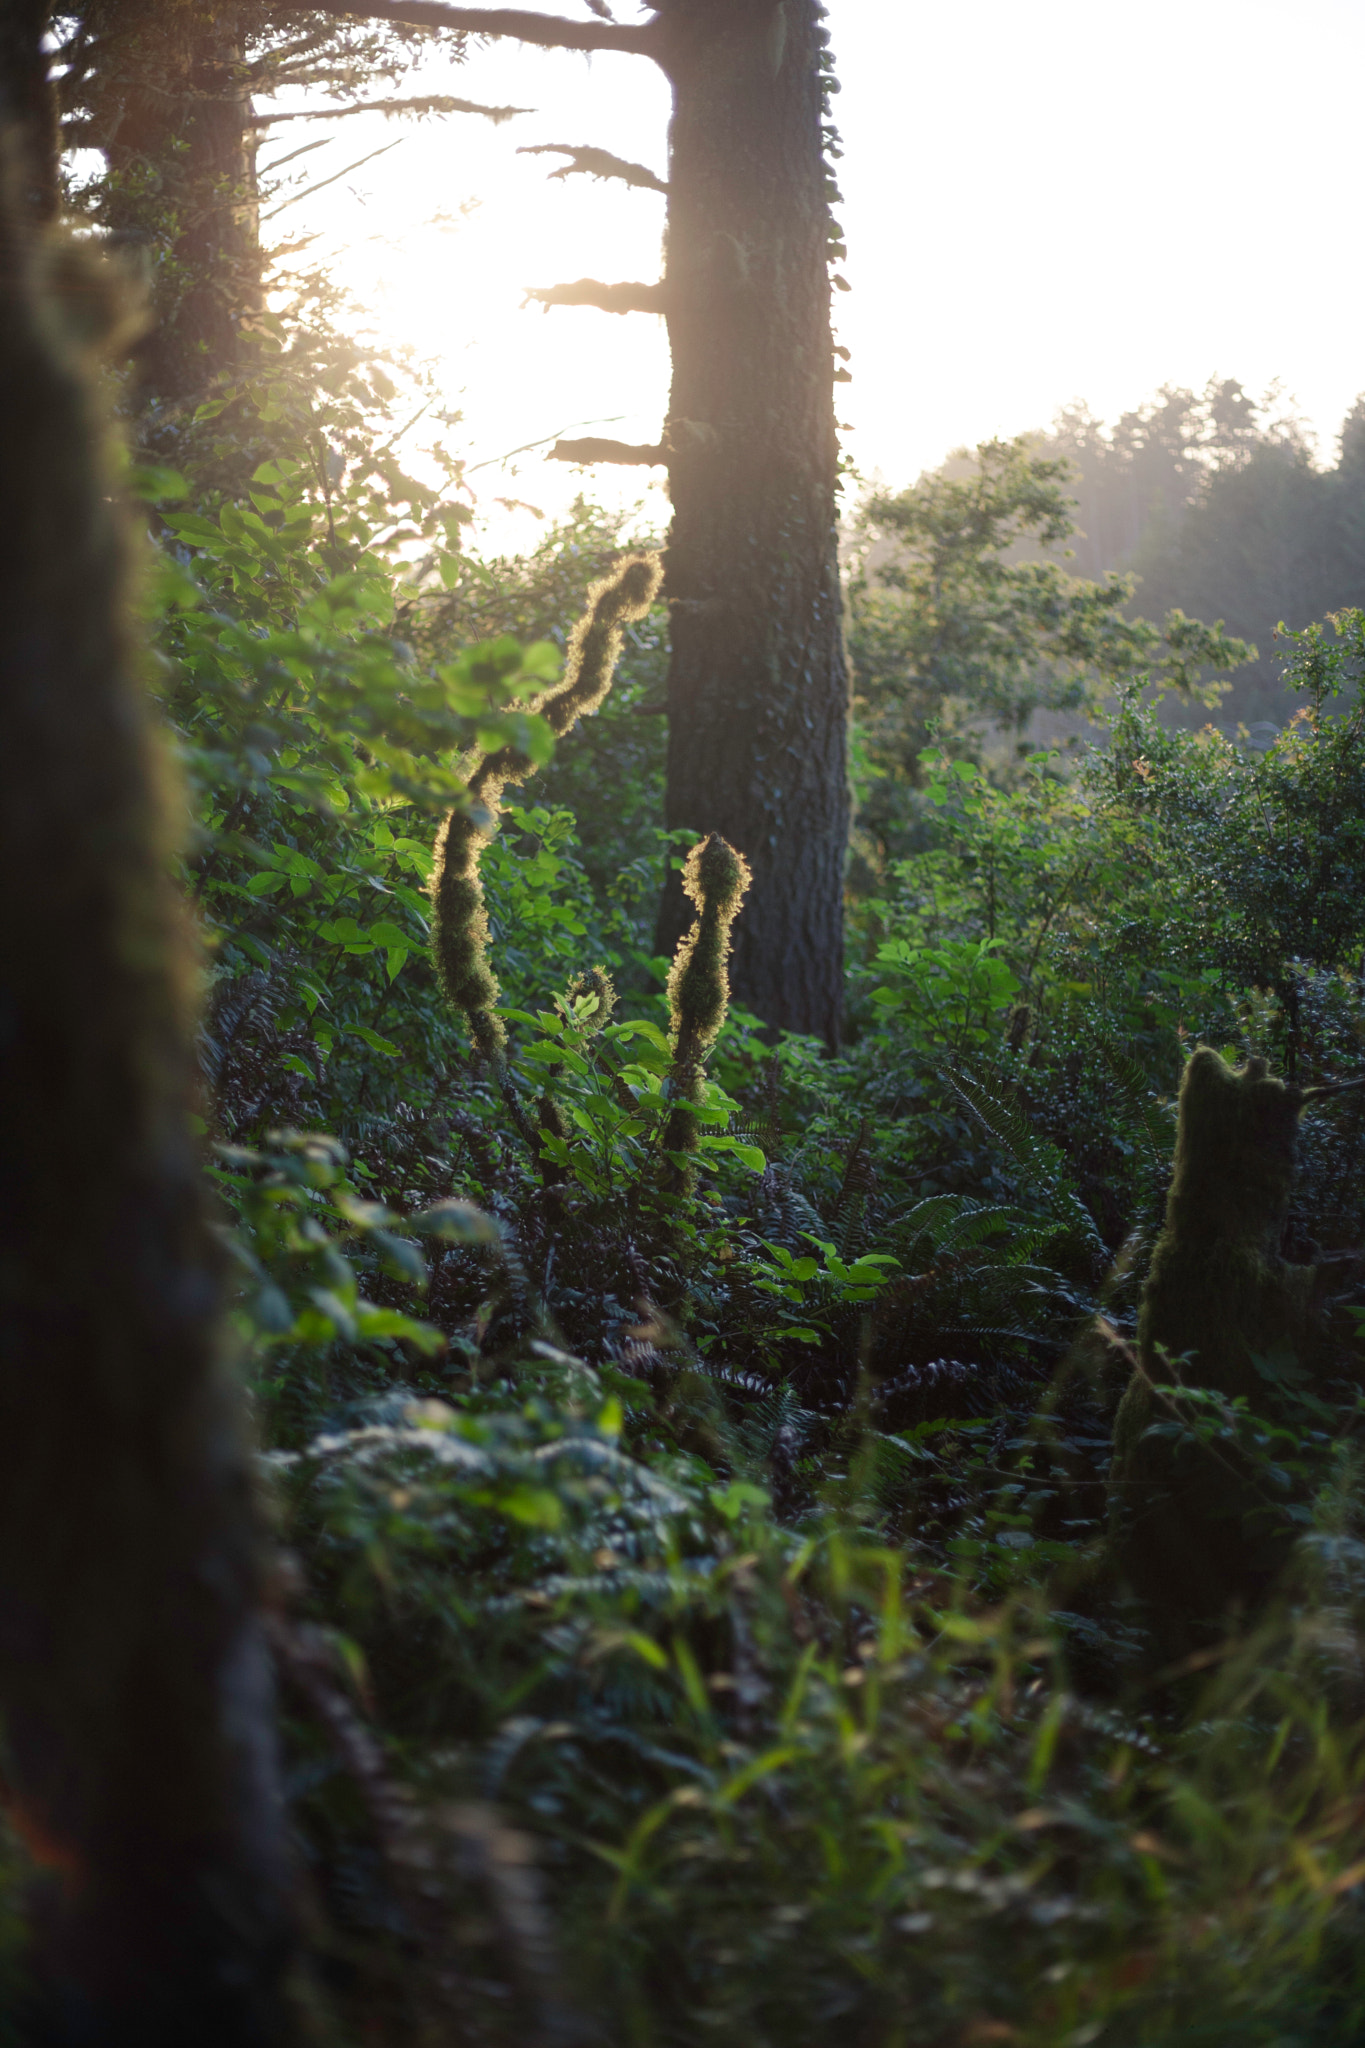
[0,52,293,2041]
[654,0,848,1047]
[237,0,851,1039]
[76,2,262,404]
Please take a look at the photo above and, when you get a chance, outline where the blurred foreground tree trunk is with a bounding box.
[0,21,295,2041]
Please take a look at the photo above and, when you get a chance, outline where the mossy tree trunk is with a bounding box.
[0,22,294,2036]
[66,1,262,403]
[652,0,848,1047]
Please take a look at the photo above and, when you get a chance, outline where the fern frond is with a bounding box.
[945,1067,1106,1261]
[1096,1034,1178,1180]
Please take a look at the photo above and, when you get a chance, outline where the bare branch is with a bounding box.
[260,138,404,220]
[518,142,665,193]
[524,276,667,315]
[253,91,529,127]
[259,136,334,176]
[550,437,667,466]
[273,2,660,59]
[464,413,625,471]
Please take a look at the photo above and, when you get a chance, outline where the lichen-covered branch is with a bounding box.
[253,91,529,126]
[551,434,667,466]
[518,141,667,193]
[280,1,660,60]
[524,275,668,315]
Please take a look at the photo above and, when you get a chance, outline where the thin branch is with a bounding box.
[273,2,660,59]
[550,436,667,466]
[376,397,433,453]
[524,276,667,315]
[252,91,529,128]
[260,137,403,219]
[259,135,334,175]
[465,413,625,471]
[518,141,665,193]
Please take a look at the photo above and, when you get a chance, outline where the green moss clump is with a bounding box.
[662,834,753,1192]
[431,554,662,1063]
[565,964,617,1033]
[1109,1047,1324,1629]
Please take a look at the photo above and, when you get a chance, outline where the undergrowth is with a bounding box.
[35,362,1365,2041]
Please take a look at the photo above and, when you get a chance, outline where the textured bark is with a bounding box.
[0,122,293,2043]
[653,0,848,1046]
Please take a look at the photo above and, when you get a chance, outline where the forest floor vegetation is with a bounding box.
[11,356,1365,2047]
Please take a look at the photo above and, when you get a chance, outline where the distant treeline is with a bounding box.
[1038,379,1365,726]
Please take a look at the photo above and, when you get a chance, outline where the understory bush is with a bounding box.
[24,367,1365,2040]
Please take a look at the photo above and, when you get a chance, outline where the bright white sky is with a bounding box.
[263,0,1365,552]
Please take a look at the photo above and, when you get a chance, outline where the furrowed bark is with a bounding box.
[0,118,293,2045]
[653,0,849,1046]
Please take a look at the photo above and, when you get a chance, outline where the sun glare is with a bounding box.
[267,0,1365,553]
[263,39,673,554]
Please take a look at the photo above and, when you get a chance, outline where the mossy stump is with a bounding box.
[1109,1048,1324,1636]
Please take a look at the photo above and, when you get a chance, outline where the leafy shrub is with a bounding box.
[95,352,1365,2041]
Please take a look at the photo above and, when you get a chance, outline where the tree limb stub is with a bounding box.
[253,92,531,127]
[518,142,666,193]
[550,436,667,466]
[525,276,667,315]
[277,2,660,59]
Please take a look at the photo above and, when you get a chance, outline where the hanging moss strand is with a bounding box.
[430,798,508,1063]
[431,553,662,1065]
[662,833,752,1193]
